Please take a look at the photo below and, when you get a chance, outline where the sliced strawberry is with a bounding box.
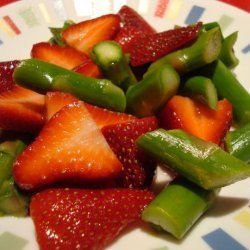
[0,85,45,133]
[45,91,79,120]
[30,188,154,250]
[114,25,146,53]
[158,95,233,144]
[102,116,158,188]
[45,91,137,127]
[0,102,44,134]
[0,60,20,92]
[31,42,89,70]
[13,102,123,190]
[118,5,156,34]
[73,58,102,78]
[84,102,137,128]
[0,85,45,113]
[115,5,156,53]
[129,22,202,66]
[62,14,120,55]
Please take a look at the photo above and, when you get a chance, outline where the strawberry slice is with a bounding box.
[0,60,20,92]
[84,102,137,129]
[118,5,156,34]
[62,14,120,55]
[0,85,45,133]
[73,58,102,78]
[102,116,158,188]
[31,42,89,70]
[30,188,154,250]
[0,85,45,112]
[158,95,233,144]
[115,5,156,53]
[13,102,123,190]
[114,25,146,53]
[45,91,137,127]
[129,22,202,66]
[45,91,79,120]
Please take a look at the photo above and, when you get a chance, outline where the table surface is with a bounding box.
[0,0,250,12]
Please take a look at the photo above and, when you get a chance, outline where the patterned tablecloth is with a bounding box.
[0,0,250,12]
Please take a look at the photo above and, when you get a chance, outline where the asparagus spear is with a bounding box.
[225,123,250,163]
[91,40,137,91]
[147,27,222,74]
[219,31,239,69]
[142,178,218,239]
[0,140,29,217]
[126,64,180,117]
[136,129,250,190]
[201,60,250,125]
[13,59,126,112]
[184,76,218,109]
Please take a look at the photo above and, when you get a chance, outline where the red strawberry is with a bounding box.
[30,188,154,250]
[73,58,102,78]
[31,42,89,70]
[0,103,44,134]
[0,85,45,112]
[13,102,123,190]
[102,116,158,188]
[62,14,120,55]
[44,91,137,127]
[129,22,202,66]
[0,85,45,133]
[115,5,156,53]
[0,60,20,92]
[45,91,79,120]
[84,102,137,128]
[114,25,146,53]
[118,5,156,34]
[158,95,233,144]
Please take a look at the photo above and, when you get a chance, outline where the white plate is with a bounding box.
[0,0,249,250]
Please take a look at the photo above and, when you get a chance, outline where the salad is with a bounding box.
[0,4,250,250]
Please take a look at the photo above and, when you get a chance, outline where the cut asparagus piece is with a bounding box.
[219,31,239,69]
[136,129,250,189]
[184,76,218,109]
[225,123,250,163]
[142,178,218,239]
[202,60,250,125]
[13,59,126,112]
[0,140,29,217]
[0,178,29,217]
[126,64,180,117]
[91,40,137,91]
[147,27,222,74]
[0,140,26,186]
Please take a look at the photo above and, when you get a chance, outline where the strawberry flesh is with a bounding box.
[0,85,45,133]
[30,188,154,250]
[31,42,89,70]
[102,116,158,188]
[45,91,137,127]
[13,102,123,190]
[62,14,121,55]
[158,96,233,144]
[73,58,102,78]
[45,91,78,120]
[84,102,137,129]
